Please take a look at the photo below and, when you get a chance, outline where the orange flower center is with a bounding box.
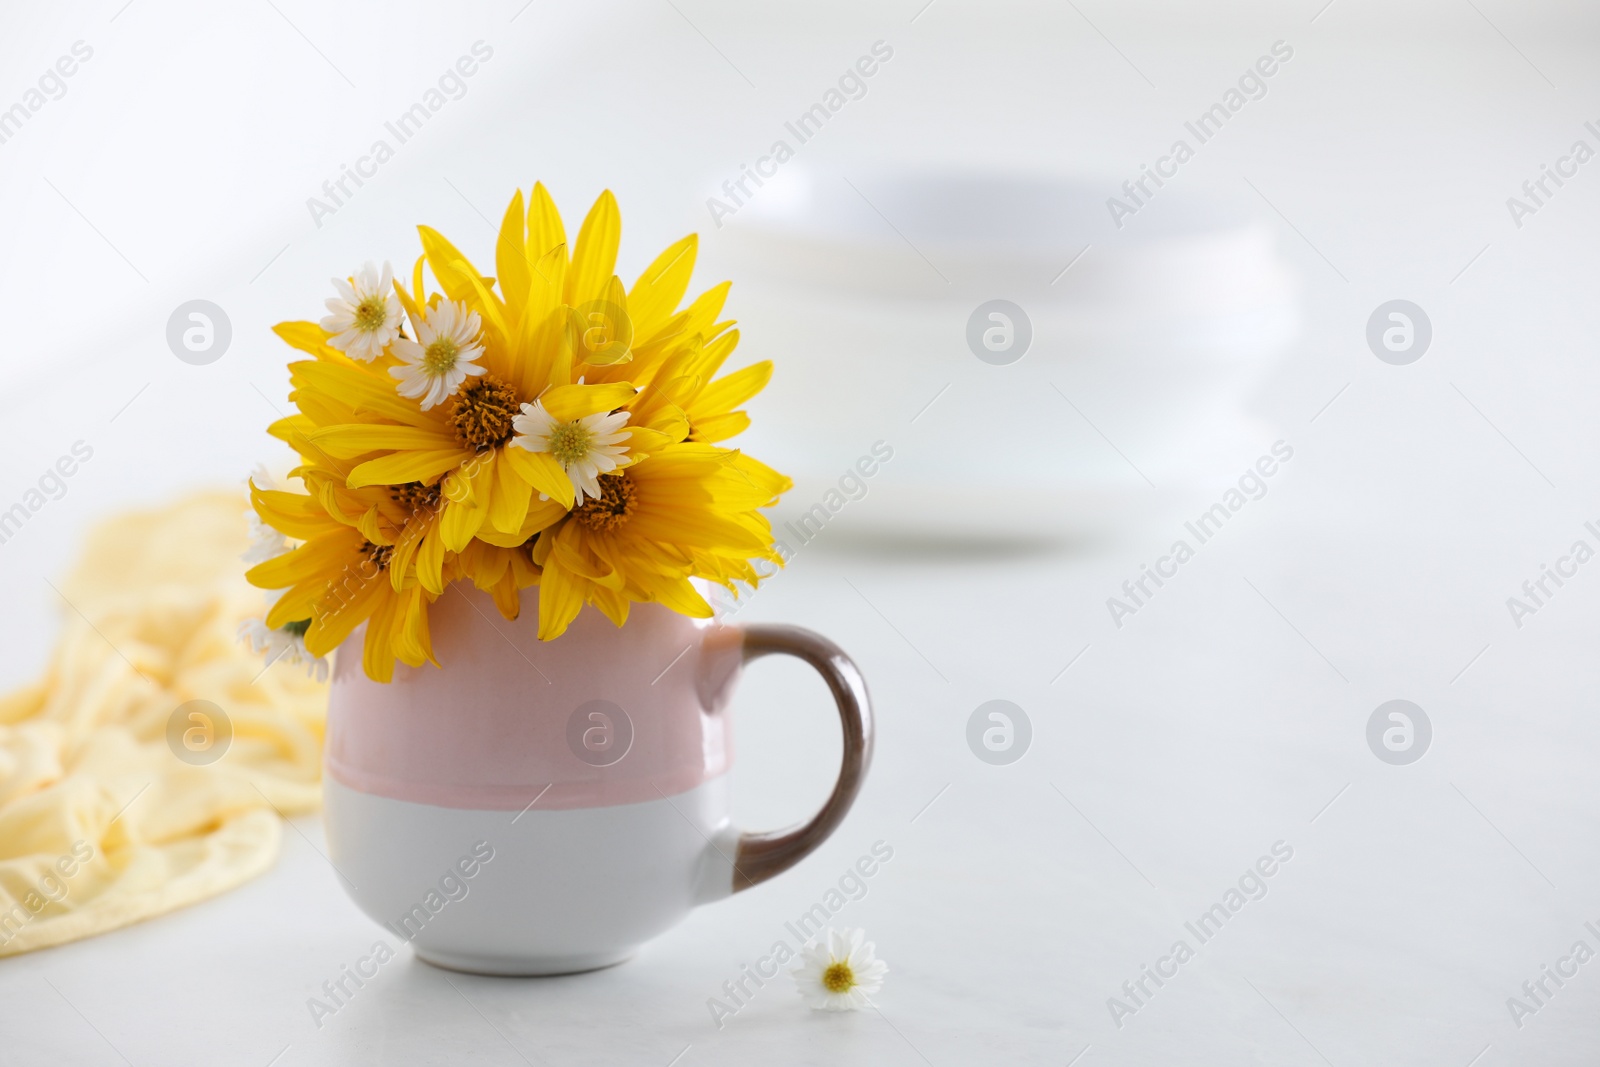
[572,473,637,532]
[362,541,393,571]
[389,481,442,516]
[448,374,519,450]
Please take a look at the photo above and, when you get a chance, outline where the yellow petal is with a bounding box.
[496,189,531,322]
[267,414,311,446]
[526,182,567,266]
[551,523,621,588]
[355,504,386,545]
[635,570,714,618]
[464,540,511,587]
[359,588,401,681]
[490,569,522,620]
[247,530,360,590]
[691,412,750,442]
[411,254,428,307]
[537,557,585,640]
[438,457,495,550]
[567,189,621,309]
[476,495,567,545]
[695,360,772,417]
[541,382,636,422]
[387,506,440,590]
[628,234,698,338]
[729,450,794,497]
[628,371,697,434]
[418,225,483,304]
[394,586,436,668]
[697,322,740,378]
[489,446,534,532]
[264,577,324,628]
[589,585,630,627]
[273,321,343,361]
[417,523,446,594]
[514,240,568,396]
[392,278,425,335]
[455,261,511,349]
[348,449,475,488]
[680,281,732,344]
[570,276,634,368]
[627,503,767,554]
[625,426,676,454]
[310,423,461,460]
[250,484,336,540]
[290,361,438,428]
[440,497,487,552]
[501,445,575,508]
[304,571,386,657]
[510,547,541,587]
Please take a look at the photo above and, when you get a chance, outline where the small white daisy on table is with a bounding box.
[511,400,630,503]
[791,928,888,1011]
[321,261,402,361]
[389,300,486,410]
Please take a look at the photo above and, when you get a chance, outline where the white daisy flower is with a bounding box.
[388,300,486,410]
[511,400,630,503]
[790,928,888,1012]
[238,617,328,683]
[320,261,402,361]
[243,512,289,564]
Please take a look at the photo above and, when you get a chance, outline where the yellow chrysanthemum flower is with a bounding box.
[244,472,439,684]
[530,443,790,640]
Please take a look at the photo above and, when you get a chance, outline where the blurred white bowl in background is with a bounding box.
[700,168,1300,549]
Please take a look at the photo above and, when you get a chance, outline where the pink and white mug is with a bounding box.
[322,586,873,975]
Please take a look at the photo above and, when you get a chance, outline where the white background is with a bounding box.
[2,1,1600,1064]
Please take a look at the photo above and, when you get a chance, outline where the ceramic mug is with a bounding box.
[322,585,872,975]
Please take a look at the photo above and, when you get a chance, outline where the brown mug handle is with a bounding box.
[730,624,874,892]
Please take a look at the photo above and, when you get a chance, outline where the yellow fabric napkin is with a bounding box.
[0,491,326,956]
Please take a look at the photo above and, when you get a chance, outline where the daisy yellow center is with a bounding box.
[354,295,388,332]
[822,962,855,993]
[573,474,637,532]
[422,337,459,374]
[547,421,594,466]
[448,375,520,450]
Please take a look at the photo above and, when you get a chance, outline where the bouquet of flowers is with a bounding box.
[241,184,791,681]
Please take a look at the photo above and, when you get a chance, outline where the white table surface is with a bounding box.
[4,2,1600,1064]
